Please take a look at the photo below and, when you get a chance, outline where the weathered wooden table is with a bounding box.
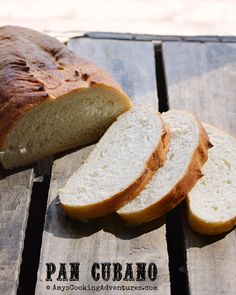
[1,32,236,295]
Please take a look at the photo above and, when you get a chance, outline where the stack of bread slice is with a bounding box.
[117,110,211,225]
[59,107,170,220]
[59,107,236,235]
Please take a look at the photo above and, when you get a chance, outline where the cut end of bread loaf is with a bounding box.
[187,124,236,235]
[0,85,131,169]
[0,26,131,168]
[59,107,170,220]
[118,110,211,226]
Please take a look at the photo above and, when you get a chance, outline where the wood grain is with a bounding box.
[68,38,158,109]
[162,41,236,295]
[81,32,236,43]
[35,39,170,294]
[162,42,236,134]
[48,31,236,44]
[0,169,34,295]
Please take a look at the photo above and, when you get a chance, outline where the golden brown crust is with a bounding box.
[0,25,127,148]
[61,117,170,220]
[187,204,236,235]
[119,112,212,226]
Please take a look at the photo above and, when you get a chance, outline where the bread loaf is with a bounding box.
[187,124,236,235]
[0,26,131,168]
[59,107,169,220]
[118,110,211,226]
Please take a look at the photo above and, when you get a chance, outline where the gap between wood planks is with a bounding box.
[17,167,52,295]
[155,43,190,295]
[16,41,190,295]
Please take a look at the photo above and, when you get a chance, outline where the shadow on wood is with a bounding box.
[44,195,165,240]
[0,162,35,180]
[182,207,234,249]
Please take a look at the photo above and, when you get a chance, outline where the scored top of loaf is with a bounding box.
[0,26,126,147]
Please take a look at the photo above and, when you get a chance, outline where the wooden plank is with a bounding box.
[0,169,34,295]
[84,32,223,43]
[35,39,170,294]
[47,30,236,44]
[87,33,236,44]
[68,38,158,109]
[162,41,236,295]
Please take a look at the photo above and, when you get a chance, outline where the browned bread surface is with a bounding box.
[0,26,131,168]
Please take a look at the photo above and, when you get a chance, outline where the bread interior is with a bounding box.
[1,86,129,168]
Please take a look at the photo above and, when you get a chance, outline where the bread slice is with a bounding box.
[0,26,131,169]
[59,107,169,220]
[117,110,211,226]
[187,124,236,235]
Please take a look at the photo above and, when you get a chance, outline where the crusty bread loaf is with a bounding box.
[117,110,211,226]
[0,26,131,169]
[187,124,236,235]
[59,107,169,220]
